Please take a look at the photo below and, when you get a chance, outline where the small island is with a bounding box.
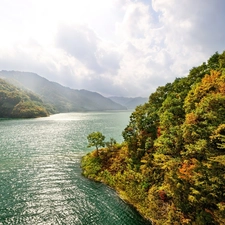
[81,51,225,224]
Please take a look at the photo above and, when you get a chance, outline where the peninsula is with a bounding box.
[82,51,225,225]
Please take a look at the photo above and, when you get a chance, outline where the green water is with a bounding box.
[0,111,151,225]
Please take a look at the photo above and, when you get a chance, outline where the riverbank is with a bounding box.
[82,52,225,224]
[81,145,157,224]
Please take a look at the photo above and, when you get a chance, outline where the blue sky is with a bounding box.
[0,0,225,97]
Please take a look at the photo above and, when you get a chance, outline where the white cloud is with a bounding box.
[0,0,225,97]
[118,2,151,39]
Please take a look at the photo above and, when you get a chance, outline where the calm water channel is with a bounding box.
[0,111,151,225]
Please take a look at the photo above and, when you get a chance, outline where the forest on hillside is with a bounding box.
[0,71,127,112]
[0,79,49,118]
[82,51,225,224]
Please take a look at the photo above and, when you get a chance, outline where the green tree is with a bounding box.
[87,132,105,156]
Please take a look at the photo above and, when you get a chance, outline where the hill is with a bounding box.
[81,51,225,224]
[0,78,49,118]
[0,71,126,113]
[109,96,148,109]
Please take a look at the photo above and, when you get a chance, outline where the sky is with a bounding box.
[0,0,225,97]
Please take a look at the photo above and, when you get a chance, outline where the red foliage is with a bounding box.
[157,127,161,137]
[158,190,167,201]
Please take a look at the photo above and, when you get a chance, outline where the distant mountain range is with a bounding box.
[109,96,148,109]
[0,71,147,114]
[0,71,127,113]
[0,71,139,114]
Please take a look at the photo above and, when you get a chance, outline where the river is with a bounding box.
[0,111,151,225]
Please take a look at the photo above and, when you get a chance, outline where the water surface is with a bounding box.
[0,111,150,225]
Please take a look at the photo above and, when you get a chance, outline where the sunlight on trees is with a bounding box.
[82,51,225,224]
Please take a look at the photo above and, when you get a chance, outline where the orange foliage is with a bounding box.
[201,70,225,95]
[178,158,197,180]
[185,113,197,125]
[157,127,161,137]
[202,70,220,84]
[219,82,225,93]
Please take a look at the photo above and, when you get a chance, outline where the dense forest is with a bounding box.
[0,78,49,118]
[81,51,225,224]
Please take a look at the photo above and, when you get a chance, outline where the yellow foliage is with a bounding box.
[188,195,197,203]
[185,112,197,124]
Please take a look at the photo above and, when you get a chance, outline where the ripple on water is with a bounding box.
[0,112,151,225]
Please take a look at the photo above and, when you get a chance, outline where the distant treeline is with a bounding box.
[0,79,49,118]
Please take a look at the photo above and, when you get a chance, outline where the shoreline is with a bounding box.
[82,173,153,225]
[81,150,153,224]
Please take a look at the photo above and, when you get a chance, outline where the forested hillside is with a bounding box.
[0,79,49,118]
[0,71,126,112]
[82,51,225,224]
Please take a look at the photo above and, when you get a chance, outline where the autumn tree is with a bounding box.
[82,51,225,224]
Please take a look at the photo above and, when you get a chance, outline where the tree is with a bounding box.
[105,138,117,151]
[87,132,105,156]
[82,51,225,224]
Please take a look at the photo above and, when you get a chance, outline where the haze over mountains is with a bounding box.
[0,71,146,113]
[0,78,49,118]
[109,96,148,109]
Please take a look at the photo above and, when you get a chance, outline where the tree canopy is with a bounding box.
[82,51,225,224]
[87,131,105,155]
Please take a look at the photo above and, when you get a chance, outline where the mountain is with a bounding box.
[0,78,49,118]
[109,96,148,109]
[0,71,126,113]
